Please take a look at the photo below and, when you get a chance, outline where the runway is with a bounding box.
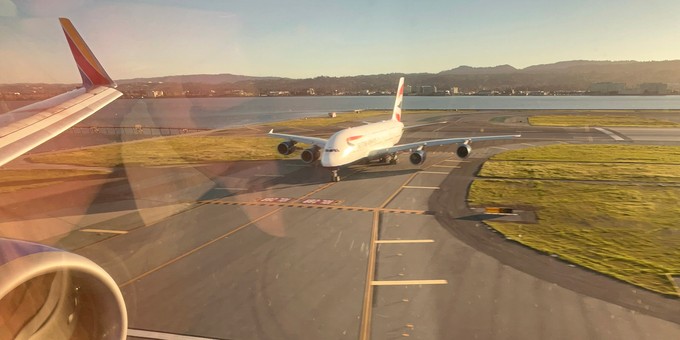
[2,110,680,339]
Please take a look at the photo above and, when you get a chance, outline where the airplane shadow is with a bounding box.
[194,160,422,200]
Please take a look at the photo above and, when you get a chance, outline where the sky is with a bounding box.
[2,0,680,83]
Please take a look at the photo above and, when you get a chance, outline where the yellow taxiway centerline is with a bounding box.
[418,171,449,175]
[119,207,283,288]
[80,228,128,235]
[372,280,448,286]
[359,211,380,340]
[374,239,435,244]
[402,186,440,190]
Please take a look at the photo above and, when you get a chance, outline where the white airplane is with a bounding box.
[0,18,122,167]
[269,77,520,182]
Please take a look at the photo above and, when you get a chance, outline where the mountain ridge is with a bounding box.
[6,60,680,97]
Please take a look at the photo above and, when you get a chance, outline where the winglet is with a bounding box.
[269,129,274,134]
[59,18,116,89]
[391,77,405,122]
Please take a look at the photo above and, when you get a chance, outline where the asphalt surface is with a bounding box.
[2,110,680,339]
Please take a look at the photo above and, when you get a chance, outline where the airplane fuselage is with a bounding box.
[321,119,404,168]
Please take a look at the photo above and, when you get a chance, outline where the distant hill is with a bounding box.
[239,60,680,93]
[118,73,281,85]
[439,64,518,75]
[425,60,680,92]
[7,60,680,97]
[522,60,636,72]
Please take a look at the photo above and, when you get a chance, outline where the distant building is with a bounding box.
[588,82,625,94]
[419,86,436,95]
[639,83,668,95]
[476,90,500,96]
[267,91,291,96]
[307,88,316,95]
[450,87,459,95]
[527,91,547,96]
[225,89,245,96]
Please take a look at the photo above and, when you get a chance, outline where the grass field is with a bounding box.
[28,136,287,167]
[529,114,680,127]
[470,144,680,295]
[28,109,450,167]
[267,110,387,128]
[266,109,452,128]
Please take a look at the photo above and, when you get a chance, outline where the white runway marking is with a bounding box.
[127,329,218,340]
[403,186,440,190]
[595,127,624,141]
[431,165,459,168]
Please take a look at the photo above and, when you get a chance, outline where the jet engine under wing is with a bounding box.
[0,238,127,339]
[0,18,122,167]
[268,130,328,148]
[368,134,521,158]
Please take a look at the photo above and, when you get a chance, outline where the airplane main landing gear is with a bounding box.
[382,153,398,165]
[331,169,340,182]
[388,153,398,165]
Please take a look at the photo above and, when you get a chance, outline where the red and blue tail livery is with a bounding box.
[391,77,404,122]
[59,17,116,88]
[0,18,122,167]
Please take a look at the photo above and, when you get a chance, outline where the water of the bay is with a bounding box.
[73,95,680,129]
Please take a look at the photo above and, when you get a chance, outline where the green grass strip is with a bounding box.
[28,136,287,167]
[480,161,680,183]
[266,109,447,128]
[490,144,680,164]
[529,114,680,127]
[267,110,387,128]
[471,144,680,296]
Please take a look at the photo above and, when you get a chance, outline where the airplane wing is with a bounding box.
[0,18,122,167]
[368,134,521,157]
[267,130,328,148]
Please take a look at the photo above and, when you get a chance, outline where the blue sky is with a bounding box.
[2,0,680,83]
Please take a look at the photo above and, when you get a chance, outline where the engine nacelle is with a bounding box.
[409,150,427,165]
[0,238,127,339]
[456,144,472,159]
[300,148,320,164]
[277,141,297,155]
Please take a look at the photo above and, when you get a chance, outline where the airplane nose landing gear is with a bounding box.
[331,168,340,182]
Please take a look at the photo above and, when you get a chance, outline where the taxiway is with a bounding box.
[2,110,680,339]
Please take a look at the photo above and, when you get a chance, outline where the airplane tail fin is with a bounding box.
[391,77,405,122]
[59,18,117,89]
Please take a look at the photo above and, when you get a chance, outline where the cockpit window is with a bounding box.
[325,148,339,152]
